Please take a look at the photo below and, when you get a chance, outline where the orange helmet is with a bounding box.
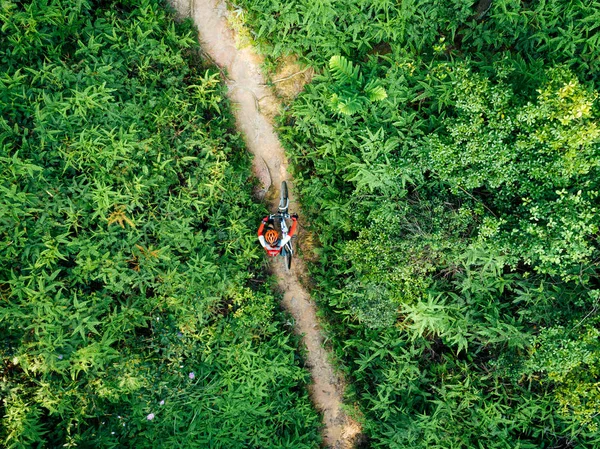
[264,229,279,245]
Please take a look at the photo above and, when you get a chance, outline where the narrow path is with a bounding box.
[169,1,362,447]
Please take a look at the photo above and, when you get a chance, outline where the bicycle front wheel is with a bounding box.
[279,181,289,213]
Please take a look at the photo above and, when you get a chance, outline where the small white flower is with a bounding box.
[188,372,195,380]
[159,400,165,406]
[147,413,155,420]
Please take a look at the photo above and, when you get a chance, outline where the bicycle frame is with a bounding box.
[270,181,294,270]
[273,182,291,244]
[269,212,290,241]
[269,212,293,268]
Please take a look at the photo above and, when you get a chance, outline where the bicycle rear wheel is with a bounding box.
[283,242,293,271]
[279,181,289,213]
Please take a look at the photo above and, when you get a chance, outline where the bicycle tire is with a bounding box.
[279,181,289,213]
[283,242,293,271]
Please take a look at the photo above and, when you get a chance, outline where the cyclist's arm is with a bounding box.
[258,234,268,249]
[257,218,267,249]
[278,235,290,247]
[288,217,298,237]
[257,217,269,237]
[258,217,277,251]
[278,217,297,247]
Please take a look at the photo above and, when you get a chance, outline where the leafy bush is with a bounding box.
[424,65,600,278]
[234,0,600,446]
[0,1,320,447]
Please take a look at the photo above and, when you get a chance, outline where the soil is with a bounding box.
[169,0,362,447]
[270,55,315,104]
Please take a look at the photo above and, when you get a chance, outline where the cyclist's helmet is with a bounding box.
[264,229,279,245]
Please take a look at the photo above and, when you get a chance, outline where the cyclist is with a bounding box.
[258,214,298,256]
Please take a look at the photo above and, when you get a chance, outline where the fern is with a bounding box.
[364,79,388,101]
[336,97,363,115]
[327,55,387,115]
[329,55,361,85]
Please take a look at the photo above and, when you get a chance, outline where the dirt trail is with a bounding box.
[170,0,361,447]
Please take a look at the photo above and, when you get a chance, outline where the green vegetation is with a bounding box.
[235,0,600,447]
[0,1,320,447]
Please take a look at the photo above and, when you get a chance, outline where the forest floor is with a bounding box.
[170,0,362,447]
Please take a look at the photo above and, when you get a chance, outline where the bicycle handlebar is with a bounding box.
[270,213,293,219]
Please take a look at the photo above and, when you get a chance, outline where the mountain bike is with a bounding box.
[269,181,294,271]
